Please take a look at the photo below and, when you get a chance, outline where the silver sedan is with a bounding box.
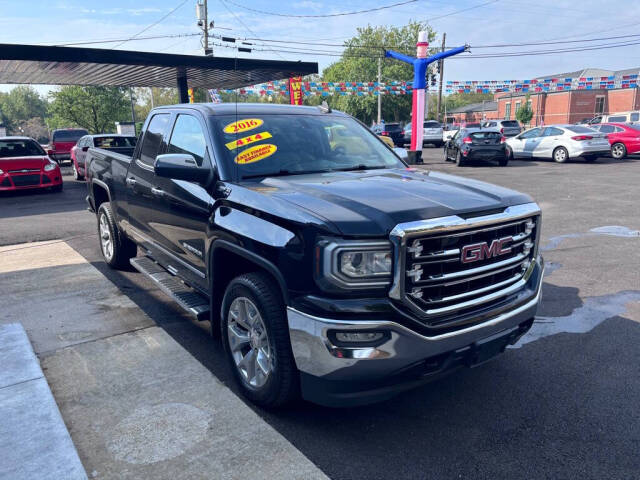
[506,124,610,163]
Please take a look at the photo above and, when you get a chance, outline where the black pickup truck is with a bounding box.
[86,103,544,408]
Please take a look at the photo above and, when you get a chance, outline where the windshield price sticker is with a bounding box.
[225,131,272,150]
[223,118,264,134]
[234,144,277,164]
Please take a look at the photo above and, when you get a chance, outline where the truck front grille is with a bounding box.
[390,203,541,328]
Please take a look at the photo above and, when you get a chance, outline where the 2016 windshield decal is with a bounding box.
[234,144,277,164]
[223,118,264,135]
[225,131,272,150]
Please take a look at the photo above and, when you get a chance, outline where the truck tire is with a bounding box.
[97,203,137,269]
[221,272,299,408]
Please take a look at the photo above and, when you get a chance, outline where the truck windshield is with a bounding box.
[210,114,404,179]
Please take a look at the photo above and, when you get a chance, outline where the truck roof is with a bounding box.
[151,103,348,117]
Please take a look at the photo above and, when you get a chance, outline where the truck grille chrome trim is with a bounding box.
[389,202,541,327]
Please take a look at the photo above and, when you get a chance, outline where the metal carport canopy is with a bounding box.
[0,43,317,102]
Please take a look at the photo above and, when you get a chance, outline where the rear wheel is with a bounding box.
[505,146,513,160]
[456,151,466,167]
[72,163,84,181]
[611,142,626,159]
[498,156,509,167]
[97,203,137,269]
[221,272,299,408]
[553,146,569,163]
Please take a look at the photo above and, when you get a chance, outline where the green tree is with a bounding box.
[48,86,130,133]
[0,86,48,133]
[516,94,534,125]
[321,21,436,125]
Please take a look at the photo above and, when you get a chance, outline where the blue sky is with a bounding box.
[1,0,640,95]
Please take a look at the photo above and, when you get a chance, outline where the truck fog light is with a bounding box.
[329,330,390,347]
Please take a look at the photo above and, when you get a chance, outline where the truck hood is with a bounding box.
[244,168,532,236]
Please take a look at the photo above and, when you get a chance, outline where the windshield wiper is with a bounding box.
[332,164,388,172]
[242,169,328,180]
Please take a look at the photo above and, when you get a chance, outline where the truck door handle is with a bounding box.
[126,177,137,186]
[151,187,165,197]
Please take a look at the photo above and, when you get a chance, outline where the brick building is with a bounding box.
[494,68,640,126]
[446,101,498,123]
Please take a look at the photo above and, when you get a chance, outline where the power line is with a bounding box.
[221,0,418,18]
[423,0,499,22]
[111,0,190,49]
[54,33,200,47]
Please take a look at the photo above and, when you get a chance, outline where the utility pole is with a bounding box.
[377,56,382,124]
[436,33,446,123]
[197,1,211,56]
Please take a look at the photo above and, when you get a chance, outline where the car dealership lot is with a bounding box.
[1,152,639,479]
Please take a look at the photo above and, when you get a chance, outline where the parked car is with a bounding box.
[506,125,609,163]
[402,121,444,147]
[591,122,640,159]
[87,103,543,408]
[481,120,522,137]
[462,122,481,128]
[444,128,507,166]
[71,134,138,180]
[0,136,62,192]
[48,128,89,164]
[589,111,640,125]
[442,123,460,142]
[372,122,404,146]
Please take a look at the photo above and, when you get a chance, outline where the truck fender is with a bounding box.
[208,240,289,306]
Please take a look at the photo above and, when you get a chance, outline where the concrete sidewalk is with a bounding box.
[0,323,87,480]
[0,240,328,480]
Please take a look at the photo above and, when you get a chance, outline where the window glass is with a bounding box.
[615,126,626,133]
[630,113,639,122]
[210,114,403,179]
[608,116,626,123]
[519,128,542,139]
[53,129,89,142]
[502,120,520,127]
[167,115,207,166]
[567,125,598,134]
[599,125,615,134]
[469,131,501,140]
[0,139,46,157]
[94,136,137,149]
[505,103,511,120]
[542,127,563,136]
[595,97,605,114]
[139,114,170,165]
[423,121,440,128]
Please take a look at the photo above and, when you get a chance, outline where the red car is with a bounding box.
[592,122,640,159]
[47,128,88,164]
[0,136,63,192]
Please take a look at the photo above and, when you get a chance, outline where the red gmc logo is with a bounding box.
[461,236,513,264]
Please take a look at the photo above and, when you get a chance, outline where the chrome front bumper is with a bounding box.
[288,257,543,382]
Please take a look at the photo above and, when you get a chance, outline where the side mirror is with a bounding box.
[47,149,54,156]
[81,146,89,152]
[154,154,210,183]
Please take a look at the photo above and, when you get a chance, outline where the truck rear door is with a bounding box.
[125,112,171,249]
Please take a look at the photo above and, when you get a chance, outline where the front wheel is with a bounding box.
[97,203,137,269]
[553,146,569,163]
[221,272,299,408]
[611,142,626,159]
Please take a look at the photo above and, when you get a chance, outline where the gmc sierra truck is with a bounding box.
[86,103,544,408]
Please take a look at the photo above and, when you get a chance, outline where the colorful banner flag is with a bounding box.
[289,77,303,105]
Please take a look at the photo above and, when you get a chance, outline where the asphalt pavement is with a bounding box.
[1,151,639,479]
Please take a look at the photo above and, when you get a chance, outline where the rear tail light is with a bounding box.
[571,135,593,141]
[381,131,389,136]
[500,127,504,134]
[500,136,506,143]
[462,136,473,144]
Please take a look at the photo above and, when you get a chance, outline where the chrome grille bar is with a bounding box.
[410,252,528,283]
[415,273,523,305]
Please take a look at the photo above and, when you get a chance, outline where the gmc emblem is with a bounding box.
[461,236,513,264]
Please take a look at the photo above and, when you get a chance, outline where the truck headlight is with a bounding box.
[317,239,392,290]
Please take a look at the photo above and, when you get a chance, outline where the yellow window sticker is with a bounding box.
[234,144,277,165]
[223,118,264,134]
[225,131,272,150]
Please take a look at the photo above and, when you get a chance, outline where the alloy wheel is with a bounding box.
[227,297,273,388]
[99,213,113,261]
[612,143,626,159]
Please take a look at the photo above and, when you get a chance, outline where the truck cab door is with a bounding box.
[125,112,171,251]
[148,113,214,292]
